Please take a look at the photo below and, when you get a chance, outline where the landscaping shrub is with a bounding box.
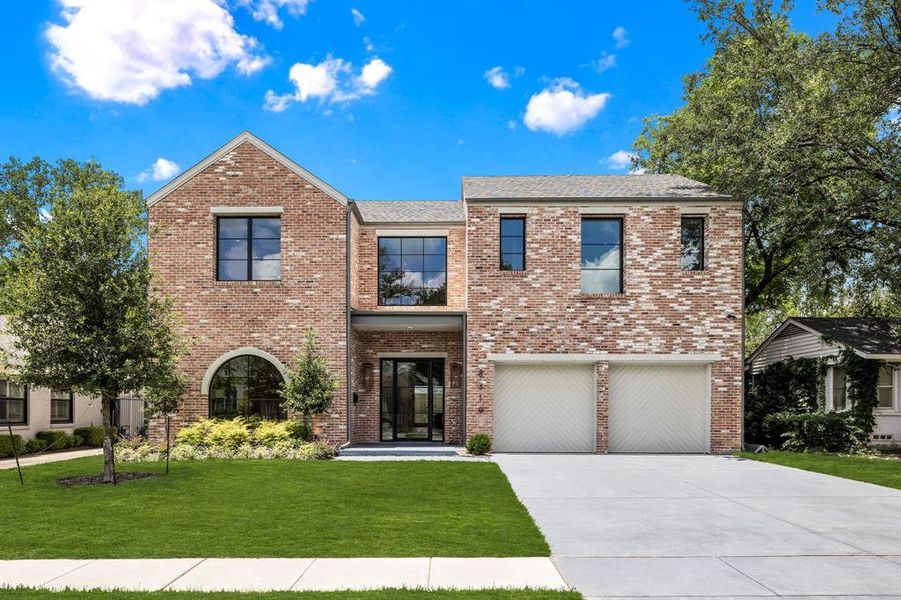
[207,419,250,449]
[35,430,74,450]
[0,434,23,458]
[466,433,491,455]
[285,419,312,442]
[175,419,216,446]
[769,411,859,452]
[252,420,295,446]
[745,358,824,447]
[118,440,336,462]
[74,426,105,448]
[24,438,50,454]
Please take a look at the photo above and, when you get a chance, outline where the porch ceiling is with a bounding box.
[351,312,464,332]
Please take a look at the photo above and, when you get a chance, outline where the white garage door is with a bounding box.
[608,364,709,453]
[494,363,596,453]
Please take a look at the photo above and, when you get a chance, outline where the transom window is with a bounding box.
[217,217,281,281]
[581,218,623,294]
[500,216,526,271]
[378,237,447,305]
[877,366,895,409]
[51,390,73,424]
[209,355,286,420]
[681,217,705,271]
[0,379,27,425]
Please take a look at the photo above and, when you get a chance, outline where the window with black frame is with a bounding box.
[681,217,705,271]
[0,378,27,425]
[209,355,286,420]
[500,216,525,271]
[378,237,447,305]
[217,217,281,281]
[581,218,623,294]
[51,390,73,424]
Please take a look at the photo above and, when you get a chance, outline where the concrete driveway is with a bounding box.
[494,454,901,599]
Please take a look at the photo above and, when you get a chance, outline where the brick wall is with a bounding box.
[147,141,349,444]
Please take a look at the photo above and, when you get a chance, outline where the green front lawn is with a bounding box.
[0,590,580,600]
[0,458,548,559]
[738,451,901,490]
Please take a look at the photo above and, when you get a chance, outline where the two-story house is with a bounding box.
[146,132,743,454]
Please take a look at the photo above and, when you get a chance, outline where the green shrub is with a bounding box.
[0,434,23,458]
[745,358,824,447]
[118,440,335,462]
[207,418,250,450]
[285,419,312,442]
[35,430,74,450]
[24,438,50,454]
[253,420,294,446]
[175,419,216,446]
[466,433,492,455]
[74,426,106,448]
[770,411,859,452]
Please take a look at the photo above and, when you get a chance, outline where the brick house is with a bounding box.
[145,131,743,453]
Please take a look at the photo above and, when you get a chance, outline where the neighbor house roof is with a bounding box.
[461,174,731,201]
[748,317,901,365]
[353,200,465,225]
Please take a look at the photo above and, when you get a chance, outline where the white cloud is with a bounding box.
[351,7,365,26]
[484,66,510,89]
[362,36,375,52]
[235,0,310,29]
[137,158,181,183]
[593,52,617,73]
[605,150,634,170]
[612,26,629,48]
[264,55,392,111]
[46,0,269,105]
[523,78,610,135]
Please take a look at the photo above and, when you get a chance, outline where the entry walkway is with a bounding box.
[0,448,101,470]
[0,557,567,592]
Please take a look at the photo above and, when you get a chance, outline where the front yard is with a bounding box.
[0,458,549,559]
[738,451,901,490]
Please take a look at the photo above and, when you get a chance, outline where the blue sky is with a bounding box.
[1,0,835,200]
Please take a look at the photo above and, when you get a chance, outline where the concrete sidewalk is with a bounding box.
[0,448,101,470]
[0,557,568,592]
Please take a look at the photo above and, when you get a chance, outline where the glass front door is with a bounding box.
[380,358,444,442]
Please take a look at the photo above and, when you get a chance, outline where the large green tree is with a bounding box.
[634,0,900,348]
[0,158,187,483]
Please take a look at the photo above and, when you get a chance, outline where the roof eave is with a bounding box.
[462,195,735,203]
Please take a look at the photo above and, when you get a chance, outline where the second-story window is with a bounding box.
[378,237,447,306]
[581,218,622,294]
[0,379,27,425]
[217,217,281,281]
[681,217,705,271]
[500,216,525,271]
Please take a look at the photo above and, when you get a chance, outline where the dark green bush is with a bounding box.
[285,420,312,442]
[74,426,105,447]
[745,358,824,447]
[35,430,74,450]
[0,434,23,458]
[769,411,859,452]
[466,433,492,455]
[24,438,50,454]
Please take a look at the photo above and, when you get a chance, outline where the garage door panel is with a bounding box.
[494,363,596,453]
[609,364,709,453]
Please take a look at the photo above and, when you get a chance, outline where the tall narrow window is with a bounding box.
[581,218,622,294]
[877,367,895,409]
[681,217,705,271]
[500,216,525,271]
[832,367,847,410]
[51,390,73,424]
[217,217,281,281]
[0,379,27,425]
[378,237,447,305]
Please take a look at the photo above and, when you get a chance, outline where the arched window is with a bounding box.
[209,355,285,420]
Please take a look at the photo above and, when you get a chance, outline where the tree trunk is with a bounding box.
[101,393,117,484]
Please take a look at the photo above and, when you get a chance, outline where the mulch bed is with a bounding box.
[57,472,159,486]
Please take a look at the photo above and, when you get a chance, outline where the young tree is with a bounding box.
[0,158,187,483]
[280,329,339,434]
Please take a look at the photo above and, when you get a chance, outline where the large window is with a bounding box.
[209,355,285,420]
[51,390,73,424]
[0,379,27,425]
[581,218,622,294]
[217,217,281,281]
[500,216,525,271]
[378,237,447,305]
[681,217,705,271]
[878,367,895,409]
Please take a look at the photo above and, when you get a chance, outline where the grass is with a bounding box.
[738,450,901,490]
[0,457,548,559]
[0,590,581,600]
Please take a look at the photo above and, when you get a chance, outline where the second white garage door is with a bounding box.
[494,363,596,453]
[608,364,710,453]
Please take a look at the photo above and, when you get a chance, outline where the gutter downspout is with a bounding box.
[345,202,353,447]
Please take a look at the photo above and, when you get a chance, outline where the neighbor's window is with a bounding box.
[832,366,847,411]
[681,217,705,271]
[581,218,622,294]
[0,379,27,425]
[877,367,895,409]
[500,216,525,271]
[51,390,73,424]
[217,217,281,281]
[378,237,447,305]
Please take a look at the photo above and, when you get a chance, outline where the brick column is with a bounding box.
[596,360,609,454]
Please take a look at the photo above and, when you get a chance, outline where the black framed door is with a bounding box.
[380,358,445,442]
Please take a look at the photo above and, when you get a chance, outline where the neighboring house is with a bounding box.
[146,131,744,454]
[0,316,103,441]
[747,317,901,445]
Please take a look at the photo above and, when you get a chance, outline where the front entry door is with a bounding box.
[380,358,444,442]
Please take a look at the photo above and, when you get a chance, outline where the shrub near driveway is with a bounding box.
[0,457,549,559]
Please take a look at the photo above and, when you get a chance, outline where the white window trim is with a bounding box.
[200,347,289,395]
[875,366,900,415]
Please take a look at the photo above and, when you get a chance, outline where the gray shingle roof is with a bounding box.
[461,174,730,200]
[793,318,901,356]
[354,200,465,224]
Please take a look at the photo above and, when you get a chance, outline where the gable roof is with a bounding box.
[145,131,348,208]
[354,200,465,225]
[749,317,901,364]
[461,174,731,201]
